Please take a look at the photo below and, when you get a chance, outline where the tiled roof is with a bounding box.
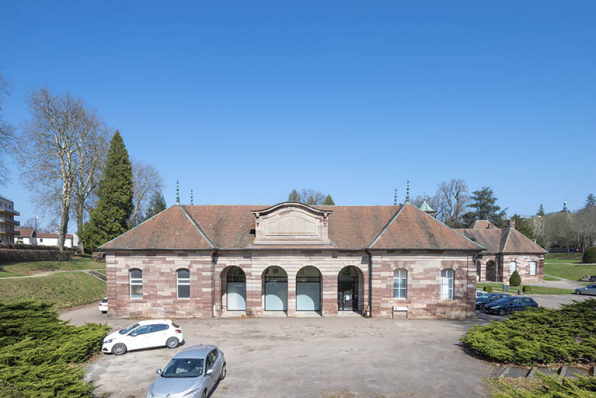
[101,203,485,252]
[16,227,34,237]
[457,227,546,254]
[36,233,73,239]
[470,220,495,230]
[369,204,483,251]
[100,206,213,251]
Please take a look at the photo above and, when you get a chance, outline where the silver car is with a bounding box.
[146,345,226,398]
[575,284,596,295]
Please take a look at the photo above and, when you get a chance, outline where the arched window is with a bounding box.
[177,269,190,299]
[440,269,454,300]
[393,269,407,299]
[130,269,143,299]
[510,261,517,275]
[530,261,537,276]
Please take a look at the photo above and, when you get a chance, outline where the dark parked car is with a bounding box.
[475,293,510,310]
[484,296,539,316]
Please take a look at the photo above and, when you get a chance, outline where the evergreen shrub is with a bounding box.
[509,270,521,287]
[583,247,596,264]
[462,299,596,366]
[484,286,493,293]
[0,249,72,264]
[0,301,109,397]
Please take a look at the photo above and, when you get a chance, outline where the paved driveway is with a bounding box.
[63,306,492,398]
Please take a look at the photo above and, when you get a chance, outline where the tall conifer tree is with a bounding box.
[80,131,133,252]
[323,195,335,205]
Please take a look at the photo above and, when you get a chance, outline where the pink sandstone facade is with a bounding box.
[102,202,544,320]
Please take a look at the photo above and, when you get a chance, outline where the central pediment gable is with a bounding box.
[251,203,334,247]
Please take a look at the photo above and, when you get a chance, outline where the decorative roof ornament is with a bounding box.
[562,199,571,214]
[394,188,397,206]
[406,179,410,203]
[419,199,435,213]
[191,189,194,205]
[176,180,180,204]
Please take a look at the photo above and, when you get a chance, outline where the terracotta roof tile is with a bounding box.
[457,227,546,254]
[502,228,547,254]
[15,227,34,238]
[100,206,213,250]
[369,204,483,251]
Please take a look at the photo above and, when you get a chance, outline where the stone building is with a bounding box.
[457,220,546,283]
[101,202,499,320]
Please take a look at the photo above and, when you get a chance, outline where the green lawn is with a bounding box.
[545,252,583,262]
[477,282,573,295]
[0,255,104,277]
[0,272,106,310]
[543,275,561,281]
[544,263,596,281]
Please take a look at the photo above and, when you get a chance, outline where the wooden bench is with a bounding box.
[393,306,409,319]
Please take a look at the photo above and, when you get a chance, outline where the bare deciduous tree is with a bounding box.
[19,87,95,250]
[0,73,14,186]
[433,179,470,227]
[72,111,109,251]
[298,189,326,205]
[129,160,164,227]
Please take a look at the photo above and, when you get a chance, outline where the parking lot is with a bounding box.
[63,293,593,398]
[64,306,491,398]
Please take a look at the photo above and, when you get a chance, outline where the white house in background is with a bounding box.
[14,227,77,248]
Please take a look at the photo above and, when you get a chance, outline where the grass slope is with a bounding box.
[477,282,573,295]
[0,256,105,278]
[0,272,106,310]
[544,263,596,281]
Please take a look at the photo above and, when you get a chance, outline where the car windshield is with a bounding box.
[119,323,140,335]
[162,358,204,378]
[101,298,108,303]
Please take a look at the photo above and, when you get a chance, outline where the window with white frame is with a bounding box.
[130,269,143,299]
[440,269,454,300]
[510,261,517,275]
[393,269,407,299]
[177,269,190,299]
[530,261,537,276]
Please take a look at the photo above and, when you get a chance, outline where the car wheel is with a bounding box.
[220,363,227,381]
[498,308,507,316]
[101,311,107,314]
[576,290,582,295]
[112,343,127,355]
[166,337,179,349]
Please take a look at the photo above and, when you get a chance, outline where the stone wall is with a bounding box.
[476,254,544,283]
[106,251,214,318]
[370,252,476,319]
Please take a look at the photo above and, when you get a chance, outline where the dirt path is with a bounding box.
[0,269,106,280]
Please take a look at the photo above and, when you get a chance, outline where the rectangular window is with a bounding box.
[130,269,143,299]
[393,269,407,299]
[177,269,191,299]
[510,261,517,275]
[530,261,536,276]
[440,269,454,300]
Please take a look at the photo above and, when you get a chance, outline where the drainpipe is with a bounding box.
[212,250,218,317]
[365,249,373,318]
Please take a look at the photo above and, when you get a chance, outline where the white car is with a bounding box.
[102,320,184,355]
[99,297,108,313]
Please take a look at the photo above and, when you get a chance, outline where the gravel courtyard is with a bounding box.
[62,306,494,398]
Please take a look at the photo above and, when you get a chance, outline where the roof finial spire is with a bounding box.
[176,180,180,204]
[394,188,397,206]
[191,188,194,205]
[406,179,410,203]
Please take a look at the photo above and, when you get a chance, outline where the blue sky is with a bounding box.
[1,1,595,229]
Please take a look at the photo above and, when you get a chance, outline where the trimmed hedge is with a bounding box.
[0,249,72,264]
[522,285,531,293]
[509,270,521,287]
[462,299,596,366]
[583,247,596,264]
[1,243,60,250]
[484,286,493,293]
[0,301,109,397]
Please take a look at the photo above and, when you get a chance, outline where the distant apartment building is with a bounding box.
[0,194,20,244]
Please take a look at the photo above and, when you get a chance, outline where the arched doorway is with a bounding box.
[296,266,321,311]
[264,266,288,311]
[476,261,481,282]
[486,260,496,282]
[338,266,359,311]
[226,267,246,311]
